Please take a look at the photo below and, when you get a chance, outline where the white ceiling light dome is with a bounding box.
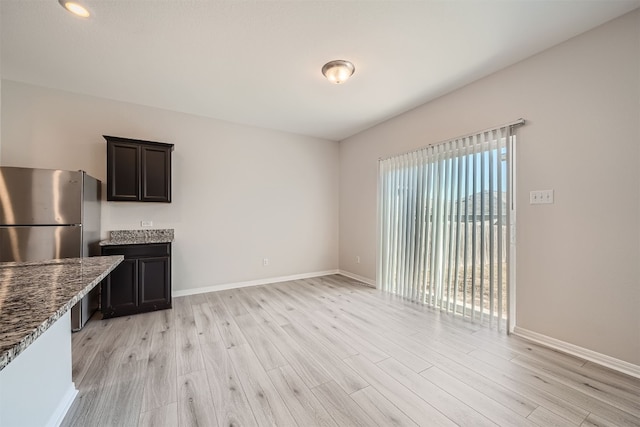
[322,60,355,84]
[58,0,91,18]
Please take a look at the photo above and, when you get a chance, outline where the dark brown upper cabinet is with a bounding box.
[105,135,174,202]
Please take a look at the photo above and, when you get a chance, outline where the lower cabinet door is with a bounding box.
[102,258,138,318]
[138,256,171,309]
[100,243,172,318]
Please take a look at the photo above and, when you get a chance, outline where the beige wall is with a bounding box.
[339,10,640,365]
[1,81,340,292]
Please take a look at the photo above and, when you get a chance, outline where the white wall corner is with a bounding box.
[513,326,640,379]
[47,385,78,427]
[338,270,377,288]
[172,270,340,297]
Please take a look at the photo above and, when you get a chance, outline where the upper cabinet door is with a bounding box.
[105,136,174,203]
[107,141,140,201]
[141,145,171,202]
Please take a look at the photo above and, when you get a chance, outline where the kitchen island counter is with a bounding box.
[0,255,123,427]
[0,255,124,370]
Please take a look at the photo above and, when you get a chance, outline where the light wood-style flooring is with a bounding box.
[62,275,640,427]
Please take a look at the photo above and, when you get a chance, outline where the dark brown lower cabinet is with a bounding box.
[101,243,171,318]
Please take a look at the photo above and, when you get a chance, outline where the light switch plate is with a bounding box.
[530,190,554,204]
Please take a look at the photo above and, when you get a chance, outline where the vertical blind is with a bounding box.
[378,121,522,329]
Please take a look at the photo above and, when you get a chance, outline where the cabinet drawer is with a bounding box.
[102,243,170,258]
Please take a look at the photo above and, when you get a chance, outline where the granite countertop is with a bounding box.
[100,228,174,246]
[0,256,123,371]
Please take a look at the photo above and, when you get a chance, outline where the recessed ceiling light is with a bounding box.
[322,60,355,84]
[59,0,91,18]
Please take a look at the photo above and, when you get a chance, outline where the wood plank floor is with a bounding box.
[62,275,640,427]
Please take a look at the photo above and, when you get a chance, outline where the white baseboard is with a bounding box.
[47,384,77,427]
[338,270,376,288]
[513,327,640,379]
[172,269,340,297]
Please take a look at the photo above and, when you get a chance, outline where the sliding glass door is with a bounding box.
[378,122,522,330]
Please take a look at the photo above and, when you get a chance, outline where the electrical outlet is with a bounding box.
[529,190,554,205]
[263,258,269,266]
[356,256,361,264]
[141,220,153,227]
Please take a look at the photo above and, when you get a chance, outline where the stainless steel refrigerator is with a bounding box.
[0,166,101,331]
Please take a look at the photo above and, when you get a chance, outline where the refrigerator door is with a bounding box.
[0,167,82,226]
[0,225,82,262]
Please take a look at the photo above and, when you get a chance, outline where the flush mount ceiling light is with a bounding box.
[322,60,355,84]
[58,0,91,18]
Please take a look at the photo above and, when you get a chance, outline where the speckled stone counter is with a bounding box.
[99,228,174,246]
[0,256,123,371]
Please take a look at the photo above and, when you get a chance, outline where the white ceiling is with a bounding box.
[2,1,639,141]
